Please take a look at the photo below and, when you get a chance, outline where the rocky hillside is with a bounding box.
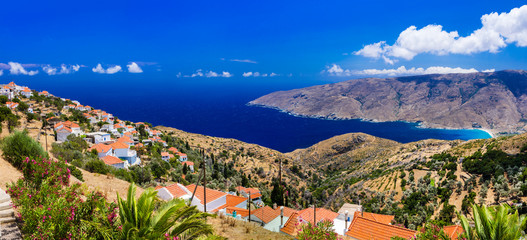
[249,70,527,135]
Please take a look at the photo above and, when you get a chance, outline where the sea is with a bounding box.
[8,73,491,153]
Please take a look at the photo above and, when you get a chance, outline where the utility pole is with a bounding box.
[203,150,207,213]
[279,158,283,205]
[247,191,251,222]
[313,204,316,226]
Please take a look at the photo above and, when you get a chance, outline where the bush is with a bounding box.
[297,220,339,240]
[1,130,47,169]
[68,165,84,182]
[85,159,109,174]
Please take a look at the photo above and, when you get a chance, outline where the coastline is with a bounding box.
[248,102,498,139]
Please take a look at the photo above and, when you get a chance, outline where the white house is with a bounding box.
[249,205,297,232]
[156,184,228,213]
[177,152,188,161]
[89,143,113,158]
[54,121,82,142]
[161,152,174,162]
[1,86,14,99]
[21,87,32,98]
[86,132,112,144]
[181,161,194,172]
[111,141,140,165]
[101,155,129,169]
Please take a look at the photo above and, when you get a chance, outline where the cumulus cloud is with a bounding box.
[92,64,121,74]
[127,62,143,73]
[242,72,278,77]
[8,62,38,75]
[42,65,58,75]
[355,5,527,63]
[186,69,232,78]
[60,64,81,74]
[323,64,495,77]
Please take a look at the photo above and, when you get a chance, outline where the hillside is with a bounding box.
[249,70,527,135]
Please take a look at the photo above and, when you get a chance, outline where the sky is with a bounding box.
[1,0,526,80]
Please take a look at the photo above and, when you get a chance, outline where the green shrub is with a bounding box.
[85,159,109,174]
[297,220,339,240]
[1,130,47,169]
[67,165,84,182]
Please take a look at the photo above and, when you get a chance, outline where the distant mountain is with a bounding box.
[249,70,527,135]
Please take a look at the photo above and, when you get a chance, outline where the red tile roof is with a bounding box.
[163,184,190,199]
[117,136,133,144]
[110,141,129,149]
[89,143,113,153]
[168,147,179,153]
[252,206,296,224]
[161,152,170,157]
[182,161,194,166]
[101,155,124,165]
[185,184,227,205]
[226,195,247,207]
[280,208,339,236]
[346,215,416,240]
[442,225,463,240]
[358,212,395,225]
[226,207,250,217]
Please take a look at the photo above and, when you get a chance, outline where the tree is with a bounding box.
[1,130,47,168]
[0,95,8,104]
[17,101,29,112]
[116,183,213,239]
[459,204,527,240]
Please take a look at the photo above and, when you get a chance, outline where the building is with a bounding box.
[89,143,113,158]
[111,141,140,165]
[21,87,32,98]
[156,183,229,213]
[236,186,263,206]
[177,152,188,161]
[101,155,129,169]
[85,132,112,144]
[280,208,339,237]
[161,152,174,162]
[181,161,194,172]
[54,121,82,142]
[345,215,416,240]
[249,205,297,232]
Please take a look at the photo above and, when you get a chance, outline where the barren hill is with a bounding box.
[250,70,527,135]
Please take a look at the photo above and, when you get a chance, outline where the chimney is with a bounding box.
[273,203,277,210]
[280,206,284,226]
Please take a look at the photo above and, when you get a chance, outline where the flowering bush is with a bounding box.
[297,220,341,240]
[7,156,119,239]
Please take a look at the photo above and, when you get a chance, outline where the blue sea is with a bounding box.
[8,73,491,152]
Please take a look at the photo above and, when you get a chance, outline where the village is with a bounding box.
[0,81,465,240]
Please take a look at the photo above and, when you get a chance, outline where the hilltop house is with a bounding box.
[5,102,19,110]
[1,86,14,99]
[280,208,339,237]
[101,155,129,169]
[161,152,174,162]
[85,132,111,144]
[236,186,263,206]
[177,152,188,161]
[54,121,82,142]
[89,143,113,158]
[21,87,32,98]
[111,141,140,165]
[249,205,296,232]
[156,184,230,213]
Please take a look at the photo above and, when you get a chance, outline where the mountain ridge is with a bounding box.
[249,70,527,135]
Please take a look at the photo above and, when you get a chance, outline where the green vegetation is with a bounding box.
[297,220,339,240]
[459,204,527,240]
[1,130,47,168]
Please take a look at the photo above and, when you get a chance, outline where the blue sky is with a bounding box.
[1,0,526,80]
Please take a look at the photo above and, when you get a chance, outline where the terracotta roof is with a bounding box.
[117,136,133,144]
[57,127,72,133]
[359,212,395,225]
[168,147,179,153]
[161,152,170,157]
[280,208,339,236]
[346,216,416,240]
[226,207,250,217]
[177,152,187,157]
[22,87,31,92]
[101,155,124,165]
[250,192,262,199]
[251,206,296,224]
[55,121,80,129]
[185,184,227,205]
[89,143,113,153]
[182,161,194,166]
[135,143,144,148]
[443,225,463,240]
[226,195,247,207]
[110,141,129,149]
[163,184,190,199]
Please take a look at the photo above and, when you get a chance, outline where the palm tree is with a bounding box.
[117,183,213,239]
[458,204,527,240]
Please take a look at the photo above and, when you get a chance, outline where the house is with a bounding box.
[117,135,134,146]
[280,208,339,236]
[249,205,297,232]
[161,152,174,162]
[101,155,129,169]
[111,141,140,165]
[335,210,395,236]
[21,87,32,98]
[89,143,113,158]
[177,152,188,161]
[217,195,249,219]
[181,161,194,172]
[345,215,416,240]
[39,90,50,97]
[54,121,82,142]
[85,132,112,144]
[236,186,263,205]
[156,183,193,202]
[168,147,179,154]
[1,86,14,99]
[5,101,19,110]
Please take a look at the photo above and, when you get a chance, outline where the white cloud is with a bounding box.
[323,64,496,77]
[127,62,143,73]
[242,71,277,77]
[106,65,122,74]
[43,65,58,75]
[59,64,81,74]
[72,65,81,71]
[0,70,3,76]
[92,64,121,74]
[222,58,258,64]
[92,64,105,73]
[186,69,232,78]
[8,62,38,75]
[355,5,527,63]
